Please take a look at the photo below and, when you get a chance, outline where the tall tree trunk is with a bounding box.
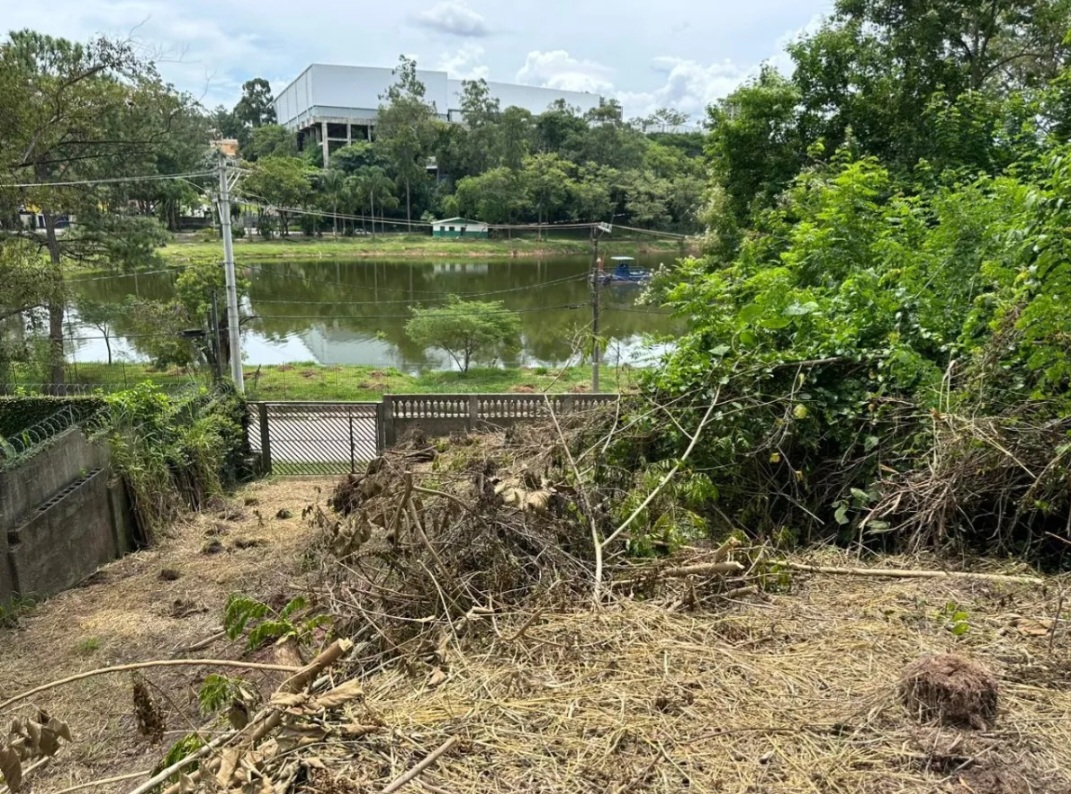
[43,211,66,393]
[332,199,338,237]
[370,193,376,239]
[103,331,112,365]
[406,178,411,231]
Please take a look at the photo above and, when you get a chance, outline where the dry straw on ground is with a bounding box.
[3,420,1071,794]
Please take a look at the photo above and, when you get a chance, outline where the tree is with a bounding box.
[375,55,438,227]
[0,29,192,389]
[454,167,524,224]
[457,78,501,176]
[570,163,617,222]
[519,153,574,237]
[319,168,345,236]
[248,124,297,161]
[241,156,312,236]
[330,142,378,175]
[499,107,534,171]
[74,296,125,364]
[234,78,276,129]
[350,166,396,237]
[405,296,521,373]
[706,66,805,230]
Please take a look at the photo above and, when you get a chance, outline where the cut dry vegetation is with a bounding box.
[2,428,1071,794]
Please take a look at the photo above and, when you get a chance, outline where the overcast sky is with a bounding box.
[3,0,834,119]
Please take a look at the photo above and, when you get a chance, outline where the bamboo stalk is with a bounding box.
[783,561,1042,585]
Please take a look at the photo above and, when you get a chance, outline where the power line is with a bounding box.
[0,171,215,189]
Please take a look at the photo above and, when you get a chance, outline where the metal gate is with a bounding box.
[248,402,382,475]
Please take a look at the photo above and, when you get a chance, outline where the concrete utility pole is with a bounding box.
[215,142,244,393]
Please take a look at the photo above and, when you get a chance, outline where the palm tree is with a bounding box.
[355,166,396,239]
[319,168,345,237]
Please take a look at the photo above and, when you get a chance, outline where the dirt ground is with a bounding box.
[0,476,334,794]
[2,474,1071,794]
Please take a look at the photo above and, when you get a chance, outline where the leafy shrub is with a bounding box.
[101,383,249,540]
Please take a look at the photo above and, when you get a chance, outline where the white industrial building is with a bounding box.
[273,64,603,165]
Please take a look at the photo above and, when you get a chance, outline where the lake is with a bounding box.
[66,256,683,372]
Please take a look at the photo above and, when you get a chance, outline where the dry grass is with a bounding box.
[302,548,1071,794]
[0,477,334,793]
[3,471,1071,794]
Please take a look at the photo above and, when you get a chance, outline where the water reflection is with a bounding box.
[69,257,681,371]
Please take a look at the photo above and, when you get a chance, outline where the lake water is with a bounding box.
[66,256,683,372]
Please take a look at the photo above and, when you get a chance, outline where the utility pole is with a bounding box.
[591,222,611,393]
[209,289,222,384]
[215,142,244,393]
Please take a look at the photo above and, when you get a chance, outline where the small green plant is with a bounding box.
[155,732,206,782]
[74,636,102,656]
[0,595,37,628]
[940,602,971,637]
[223,593,330,650]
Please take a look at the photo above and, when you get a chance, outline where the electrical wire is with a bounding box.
[0,171,216,189]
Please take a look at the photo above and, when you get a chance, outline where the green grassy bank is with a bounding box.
[160,234,694,266]
[28,362,638,401]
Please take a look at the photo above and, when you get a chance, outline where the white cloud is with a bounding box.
[435,42,489,80]
[515,50,614,93]
[413,1,490,37]
[617,57,747,118]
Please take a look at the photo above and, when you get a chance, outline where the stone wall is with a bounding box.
[1,429,134,603]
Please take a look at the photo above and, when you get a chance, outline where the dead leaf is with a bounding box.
[0,745,22,792]
[1014,617,1054,636]
[270,692,309,708]
[314,679,364,709]
[177,772,197,793]
[303,757,327,770]
[428,667,448,688]
[216,747,242,788]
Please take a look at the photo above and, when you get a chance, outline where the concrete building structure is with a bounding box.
[431,217,488,238]
[273,64,603,166]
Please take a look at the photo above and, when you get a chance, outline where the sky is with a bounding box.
[1,0,834,120]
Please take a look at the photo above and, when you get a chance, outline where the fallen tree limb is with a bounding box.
[51,770,150,794]
[612,560,745,587]
[143,638,354,794]
[783,561,1043,586]
[382,735,458,794]
[0,659,305,714]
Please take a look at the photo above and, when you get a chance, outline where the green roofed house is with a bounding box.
[432,217,489,239]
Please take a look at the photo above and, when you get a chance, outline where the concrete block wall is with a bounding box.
[1,429,134,603]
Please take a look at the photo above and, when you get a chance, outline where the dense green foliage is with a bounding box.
[626,0,1071,560]
[101,383,249,538]
[405,297,522,373]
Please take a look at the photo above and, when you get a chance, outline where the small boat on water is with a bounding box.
[592,256,650,285]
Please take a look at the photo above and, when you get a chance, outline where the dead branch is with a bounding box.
[381,735,458,794]
[783,561,1042,585]
[543,395,604,601]
[0,659,304,714]
[50,770,150,794]
[600,387,722,554]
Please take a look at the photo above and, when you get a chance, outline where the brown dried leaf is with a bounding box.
[177,772,196,793]
[314,679,364,709]
[428,667,448,688]
[216,747,242,788]
[0,745,22,792]
[43,718,72,744]
[1015,618,1054,636]
[269,692,308,708]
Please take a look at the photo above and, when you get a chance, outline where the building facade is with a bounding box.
[431,217,489,238]
[273,64,603,166]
